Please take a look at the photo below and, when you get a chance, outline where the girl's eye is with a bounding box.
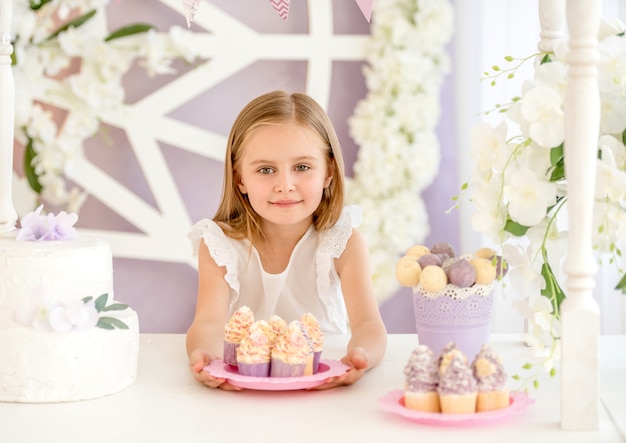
[258,167,274,174]
[295,164,310,172]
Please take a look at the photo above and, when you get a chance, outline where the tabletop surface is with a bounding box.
[1,333,624,443]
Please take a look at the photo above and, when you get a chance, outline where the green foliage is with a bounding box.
[29,0,54,10]
[46,9,97,41]
[23,136,42,194]
[82,293,130,330]
[504,219,530,237]
[482,53,542,87]
[615,272,626,294]
[105,24,155,41]
[548,144,565,182]
[97,317,129,330]
[540,260,565,319]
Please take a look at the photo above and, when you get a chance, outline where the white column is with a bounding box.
[538,0,565,53]
[560,0,601,431]
[0,0,17,230]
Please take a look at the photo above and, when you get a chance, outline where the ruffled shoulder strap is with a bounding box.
[188,219,240,294]
[318,205,362,258]
[315,206,361,326]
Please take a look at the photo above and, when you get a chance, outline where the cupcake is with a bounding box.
[223,306,254,366]
[236,321,272,377]
[300,313,323,374]
[437,342,466,366]
[472,345,510,412]
[403,345,440,412]
[437,350,478,413]
[270,320,311,377]
[297,322,315,376]
[267,315,288,343]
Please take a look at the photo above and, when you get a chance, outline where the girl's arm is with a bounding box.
[186,242,240,390]
[317,228,388,388]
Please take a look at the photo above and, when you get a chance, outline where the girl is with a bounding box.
[186,90,387,390]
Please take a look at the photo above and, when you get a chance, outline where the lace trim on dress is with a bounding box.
[319,205,362,259]
[315,205,362,326]
[188,219,240,296]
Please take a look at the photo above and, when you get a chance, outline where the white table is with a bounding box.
[2,334,624,443]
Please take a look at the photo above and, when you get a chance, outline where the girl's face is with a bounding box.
[236,122,333,231]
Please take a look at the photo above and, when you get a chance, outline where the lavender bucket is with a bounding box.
[412,283,494,360]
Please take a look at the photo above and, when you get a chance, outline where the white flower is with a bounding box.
[502,243,543,298]
[49,300,99,332]
[14,286,57,331]
[534,60,567,99]
[520,85,564,148]
[504,167,557,226]
[597,35,626,96]
[14,0,207,212]
[469,20,626,382]
[470,180,508,241]
[348,0,454,301]
[514,293,558,347]
[599,17,626,41]
[470,121,511,174]
[600,92,626,134]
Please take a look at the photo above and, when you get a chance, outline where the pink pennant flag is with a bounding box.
[354,0,374,22]
[181,0,201,28]
[269,0,290,20]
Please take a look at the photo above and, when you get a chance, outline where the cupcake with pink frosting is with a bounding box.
[270,320,311,377]
[236,320,272,377]
[223,306,254,366]
[300,313,323,374]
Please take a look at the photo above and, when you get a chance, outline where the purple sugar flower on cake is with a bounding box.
[16,206,78,241]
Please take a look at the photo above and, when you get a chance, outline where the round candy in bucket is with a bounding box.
[396,242,507,360]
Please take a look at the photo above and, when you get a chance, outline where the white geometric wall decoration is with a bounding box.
[13,1,371,332]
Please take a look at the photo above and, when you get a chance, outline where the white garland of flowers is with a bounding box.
[468,17,626,384]
[348,0,454,302]
[12,0,207,213]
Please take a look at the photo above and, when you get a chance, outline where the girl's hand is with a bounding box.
[312,346,370,390]
[189,349,242,391]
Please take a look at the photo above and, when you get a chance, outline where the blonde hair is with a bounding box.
[213,90,346,248]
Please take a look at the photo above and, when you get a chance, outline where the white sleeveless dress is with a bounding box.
[188,206,361,334]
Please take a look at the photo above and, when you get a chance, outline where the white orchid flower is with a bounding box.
[520,85,565,149]
[504,167,557,227]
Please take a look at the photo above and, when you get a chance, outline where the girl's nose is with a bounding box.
[274,171,295,192]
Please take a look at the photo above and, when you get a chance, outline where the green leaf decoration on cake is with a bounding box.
[83,293,130,330]
[97,317,130,330]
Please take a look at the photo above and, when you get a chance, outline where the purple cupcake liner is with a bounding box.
[237,362,270,377]
[270,359,306,377]
[223,341,239,366]
[313,351,322,374]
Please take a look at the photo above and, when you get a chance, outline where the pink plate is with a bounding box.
[378,390,534,426]
[203,359,349,391]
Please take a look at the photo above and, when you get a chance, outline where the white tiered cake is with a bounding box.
[0,231,139,403]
